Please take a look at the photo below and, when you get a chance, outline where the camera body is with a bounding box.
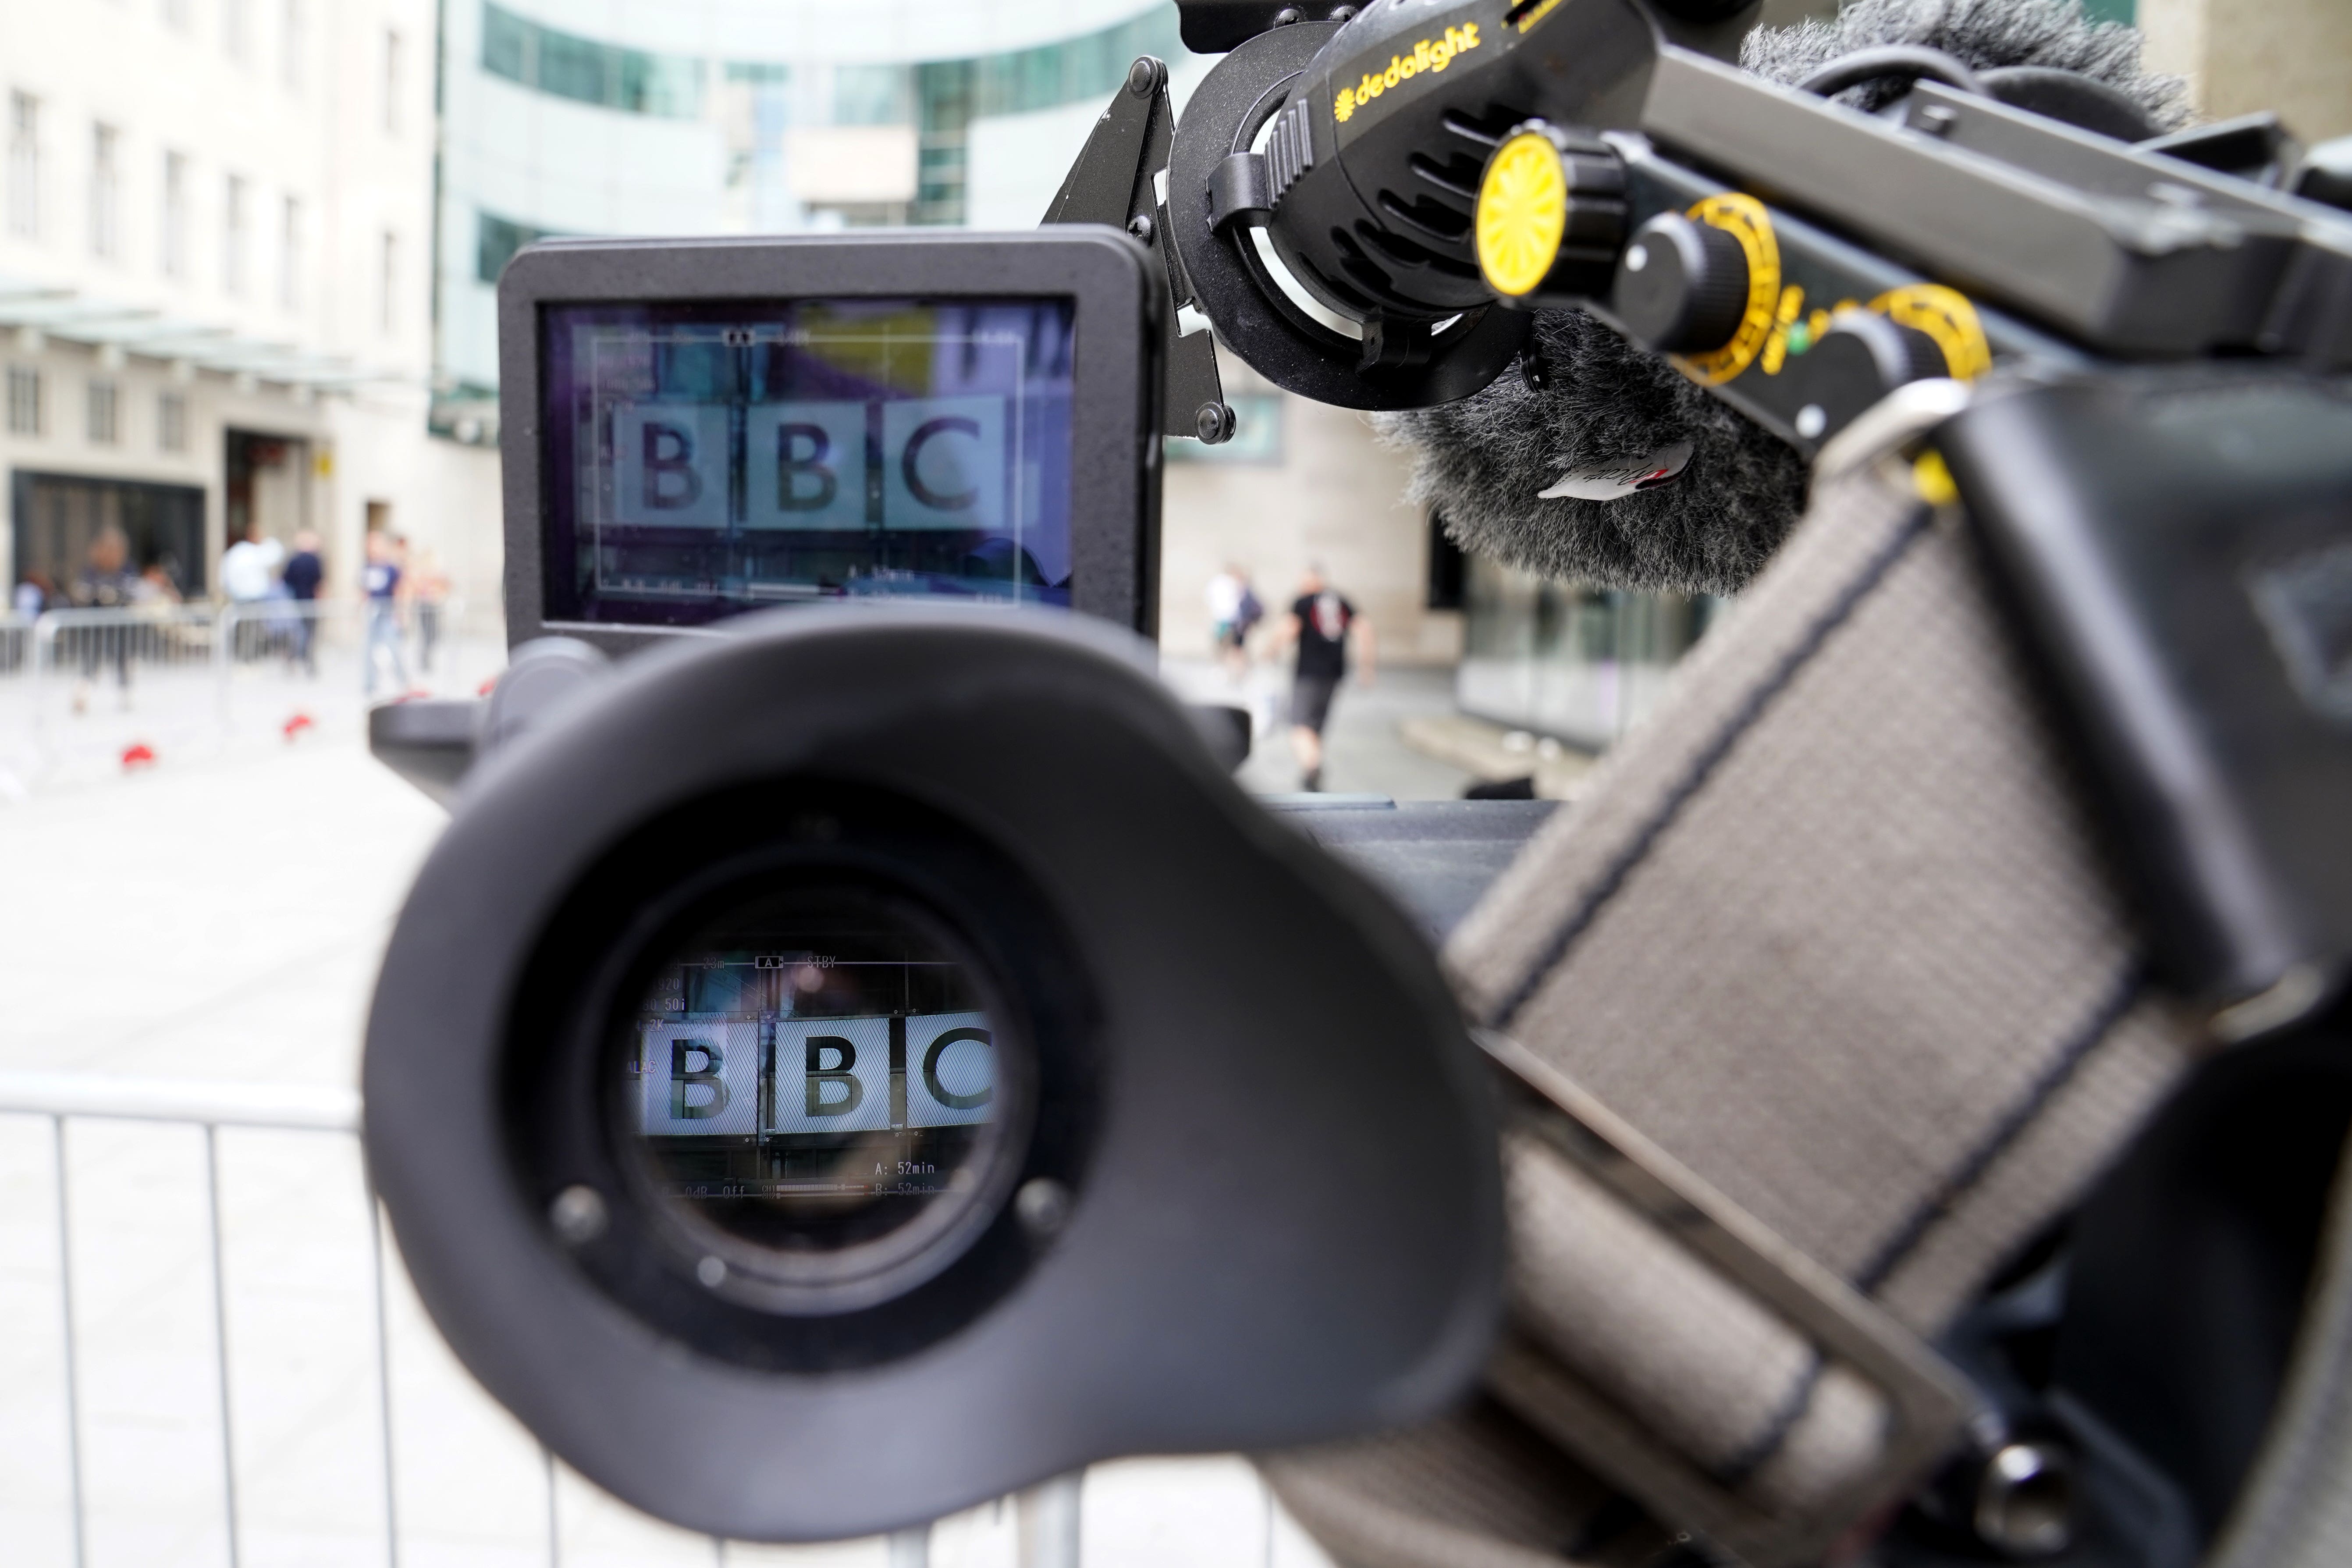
[362,2,2352,1558]
[366,228,1508,1542]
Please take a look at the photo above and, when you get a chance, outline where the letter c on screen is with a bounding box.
[900,416,982,512]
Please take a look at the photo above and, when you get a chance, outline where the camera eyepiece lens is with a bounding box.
[615,880,1032,1314]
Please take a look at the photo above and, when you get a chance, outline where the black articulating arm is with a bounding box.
[1044,56,1236,445]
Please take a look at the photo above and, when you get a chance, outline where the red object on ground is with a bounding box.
[405,687,433,701]
[478,676,499,697]
[283,712,315,741]
[121,743,157,769]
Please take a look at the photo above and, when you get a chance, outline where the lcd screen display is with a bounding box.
[542,298,1076,626]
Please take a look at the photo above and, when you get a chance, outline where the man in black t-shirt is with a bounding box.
[1270,566,1374,793]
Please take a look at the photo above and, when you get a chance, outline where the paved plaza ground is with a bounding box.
[1160,656,1478,801]
[0,644,1469,1567]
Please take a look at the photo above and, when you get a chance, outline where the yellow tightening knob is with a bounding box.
[1474,121,1626,307]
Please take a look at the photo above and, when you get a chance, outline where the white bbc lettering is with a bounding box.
[604,396,1009,533]
[743,400,867,530]
[637,1019,760,1136]
[611,402,729,527]
[765,1016,892,1134]
[906,1011,995,1128]
[882,396,1006,530]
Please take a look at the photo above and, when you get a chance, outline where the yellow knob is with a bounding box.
[1475,130,1569,300]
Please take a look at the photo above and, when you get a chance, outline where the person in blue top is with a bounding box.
[281,529,324,676]
[361,530,409,697]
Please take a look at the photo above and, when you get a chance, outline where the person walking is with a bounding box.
[1206,565,1245,673]
[69,527,141,712]
[221,521,286,662]
[1233,569,1265,679]
[1268,565,1374,793]
[408,542,450,674]
[220,521,283,602]
[7,569,49,673]
[1207,564,1268,682]
[282,529,324,676]
[361,530,409,698]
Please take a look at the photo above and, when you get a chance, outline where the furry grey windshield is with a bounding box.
[1374,0,2190,597]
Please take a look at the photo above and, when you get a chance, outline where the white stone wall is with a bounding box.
[2141,0,2352,142]
[0,0,502,609]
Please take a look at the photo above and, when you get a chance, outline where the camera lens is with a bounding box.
[614,879,1033,1314]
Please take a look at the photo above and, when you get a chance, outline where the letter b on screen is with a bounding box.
[743,402,867,530]
[612,403,728,528]
[766,1017,890,1133]
[637,1020,758,1134]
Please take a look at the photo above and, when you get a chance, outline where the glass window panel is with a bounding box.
[832,64,910,126]
[536,30,613,107]
[480,3,528,83]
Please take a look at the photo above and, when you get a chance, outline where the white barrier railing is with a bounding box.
[0,598,501,792]
[213,596,475,705]
[0,1073,377,1568]
[0,612,29,674]
[29,603,221,700]
[0,1071,1092,1568]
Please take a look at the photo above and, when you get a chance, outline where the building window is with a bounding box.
[476,209,558,284]
[480,3,703,119]
[7,366,40,435]
[87,379,118,444]
[913,63,971,226]
[384,29,402,134]
[158,390,187,452]
[379,229,397,334]
[89,123,119,260]
[160,151,188,277]
[223,174,247,295]
[831,65,911,127]
[223,0,249,61]
[282,0,304,90]
[9,92,38,240]
[278,194,300,309]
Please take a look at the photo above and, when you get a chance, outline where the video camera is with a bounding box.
[364,1,2352,1562]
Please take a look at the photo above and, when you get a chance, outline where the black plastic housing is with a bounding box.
[363,604,1504,1542]
[497,230,1165,655]
[1269,0,1662,322]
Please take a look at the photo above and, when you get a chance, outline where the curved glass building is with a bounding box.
[434,0,1197,435]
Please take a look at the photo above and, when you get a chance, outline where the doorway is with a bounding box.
[224,429,312,548]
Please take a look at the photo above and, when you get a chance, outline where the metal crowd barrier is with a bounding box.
[8,597,475,702]
[0,1071,1089,1568]
[29,604,220,697]
[0,612,29,674]
[0,598,497,789]
[213,594,473,704]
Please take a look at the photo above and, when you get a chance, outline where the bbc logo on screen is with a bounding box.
[634,1013,996,1138]
[609,395,1009,532]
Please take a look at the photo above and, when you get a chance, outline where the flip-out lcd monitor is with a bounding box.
[498,231,1162,651]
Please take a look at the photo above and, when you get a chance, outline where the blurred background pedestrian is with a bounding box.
[362,530,409,697]
[1267,565,1373,793]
